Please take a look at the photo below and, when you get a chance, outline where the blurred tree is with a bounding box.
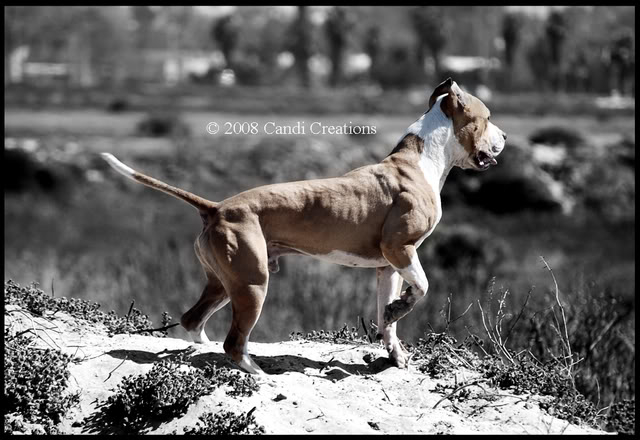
[501,12,523,91]
[545,10,568,91]
[566,49,590,93]
[363,25,381,83]
[5,7,79,83]
[158,7,194,84]
[130,7,155,84]
[211,14,239,69]
[609,28,634,95]
[371,45,422,90]
[131,6,156,48]
[502,13,522,69]
[325,6,353,87]
[290,6,312,88]
[411,6,450,81]
[526,35,551,91]
[231,7,289,86]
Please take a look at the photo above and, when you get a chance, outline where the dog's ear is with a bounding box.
[449,81,468,108]
[428,78,468,117]
[428,77,453,109]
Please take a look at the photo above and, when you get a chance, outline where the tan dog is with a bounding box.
[102,78,506,374]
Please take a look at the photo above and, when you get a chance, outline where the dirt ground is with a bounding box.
[6,304,607,435]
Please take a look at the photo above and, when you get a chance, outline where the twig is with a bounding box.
[465,326,489,357]
[432,379,489,409]
[126,300,135,321]
[468,395,530,417]
[7,309,62,349]
[504,287,533,345]
[104,355,128,382]
[540,256,574,380]
[380,385,392,403]
[7,328,35,341]
[320,356,335,373]
[306,410,325,421]
[477,299,514,365]
[588,314,623,353]
[130,322,179,334]
[451,302,473,326]
[441,340,473,370]
[360,316,372,343]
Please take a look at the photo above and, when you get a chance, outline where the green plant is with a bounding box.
[182,409,265,435]
[469,260,602,428]
[605,399,635,435]
[88,355,259,434]
[96,358,215,433]
[478,354,598,425]
[4,331,79,434]
[200,362,260,398]
[290,321,373,345]
[410,332,481,378]
[4,280,170,337]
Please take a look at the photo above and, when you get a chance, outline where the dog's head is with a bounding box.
[428,78,506,171]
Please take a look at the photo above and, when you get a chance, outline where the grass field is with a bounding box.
[4,105,635,409]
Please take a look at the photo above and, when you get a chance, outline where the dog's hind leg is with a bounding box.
[181,274,229,344]
[223,283,268,375]
[211,222,270,375]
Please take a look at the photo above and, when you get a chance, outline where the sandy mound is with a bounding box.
[5,305,606,435]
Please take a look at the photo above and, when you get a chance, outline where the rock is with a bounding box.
[446,137,575,214]
[273,393,287,402]
[528,126,585,150]
[4,141,83,194]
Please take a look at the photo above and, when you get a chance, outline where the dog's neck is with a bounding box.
[405,95,464,193]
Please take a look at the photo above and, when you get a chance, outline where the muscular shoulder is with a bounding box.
[383,191,440,242]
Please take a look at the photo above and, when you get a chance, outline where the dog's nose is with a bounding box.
[502,132,507,141]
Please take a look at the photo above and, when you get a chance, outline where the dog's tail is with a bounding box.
[100,153,217,212]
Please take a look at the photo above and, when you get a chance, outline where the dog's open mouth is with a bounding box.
[474,150,497,170]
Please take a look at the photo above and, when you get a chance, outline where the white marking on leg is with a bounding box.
[377,266,402,333]
[377,266,409,367]
[395,252,429,300]
[384,253,429,328]
[239,353,266,375]
[190,326,210,344]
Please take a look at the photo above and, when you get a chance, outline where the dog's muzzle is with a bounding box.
[475,150,497,170]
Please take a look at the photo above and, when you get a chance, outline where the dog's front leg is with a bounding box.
[376,266,410,368]
[381,246,429,327]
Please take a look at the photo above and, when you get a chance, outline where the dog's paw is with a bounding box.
[238,354,267,375]
[190,328,210,344]
[388,345,409,369]
[383,298,410,325]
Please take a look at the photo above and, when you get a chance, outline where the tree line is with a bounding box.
[4,6,635,95]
